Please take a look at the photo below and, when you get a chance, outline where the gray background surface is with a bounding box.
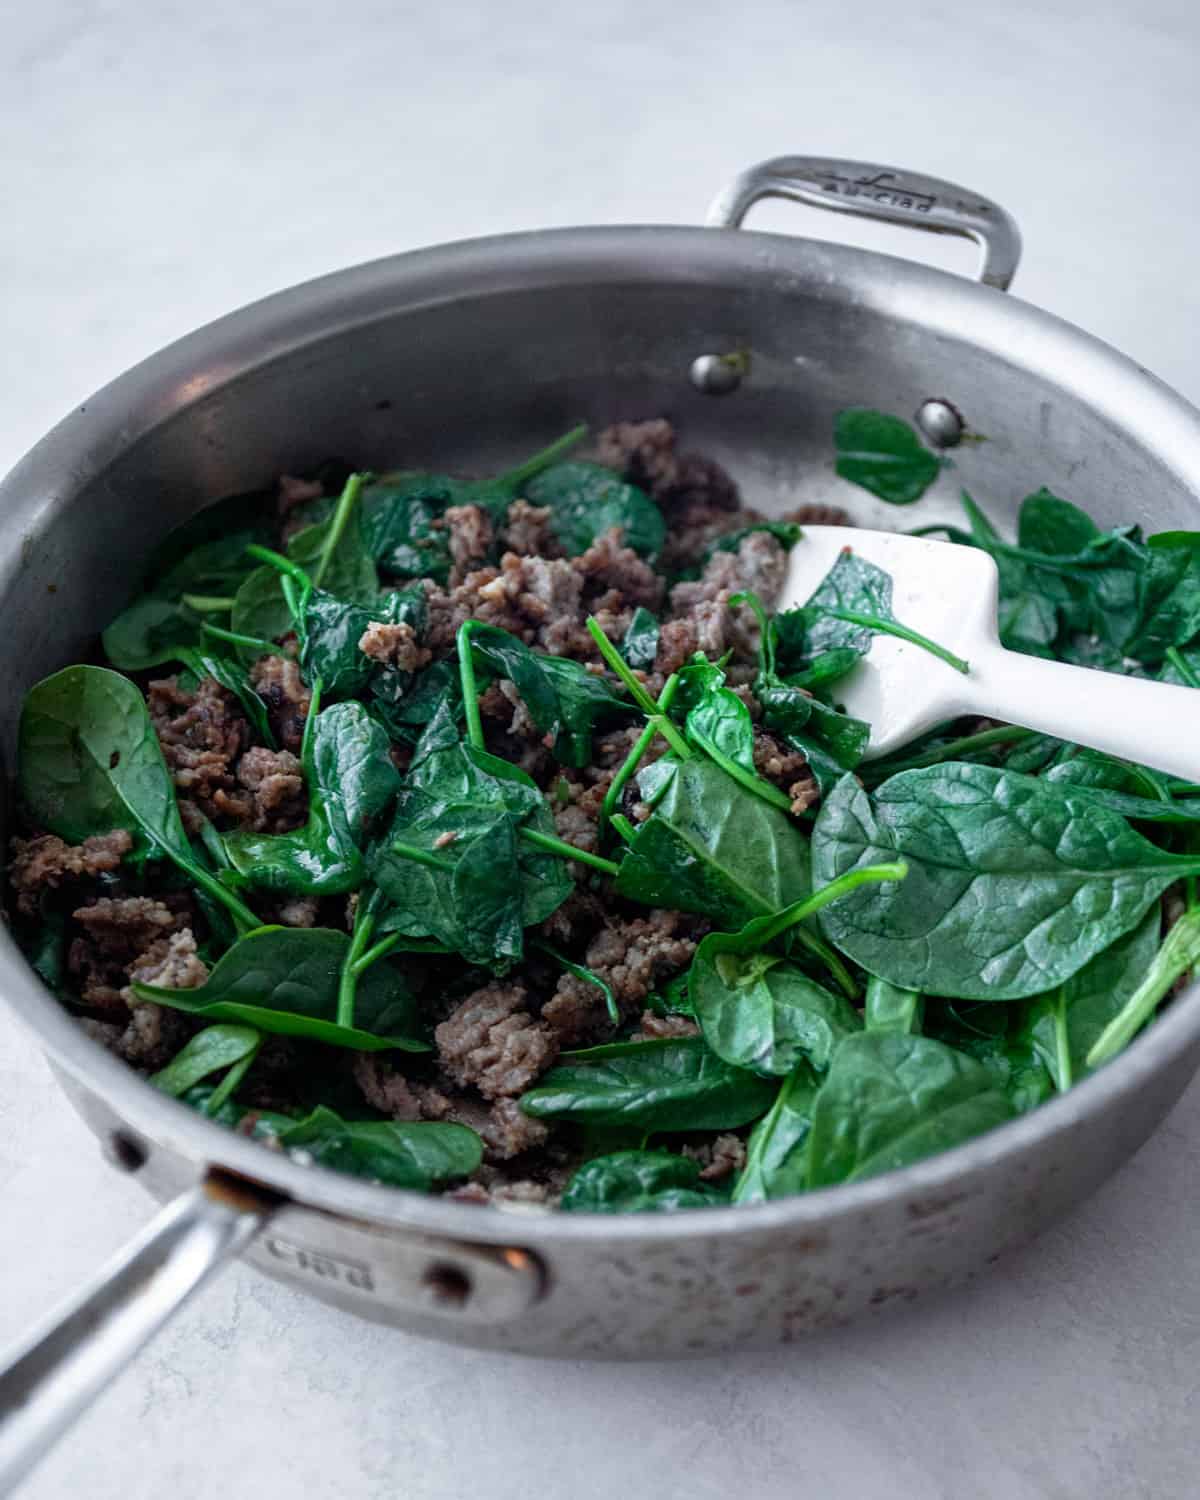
[2,3,1199,1496]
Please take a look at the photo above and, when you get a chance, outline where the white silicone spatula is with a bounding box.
[779,527,1200,780]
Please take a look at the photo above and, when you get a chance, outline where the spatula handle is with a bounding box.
[963,643,1200,782]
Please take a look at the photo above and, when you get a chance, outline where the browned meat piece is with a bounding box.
[596,418,739,512]
[583,910,700,1012]
[68,896,189,1011]
[234,746,306,833]
[636,1010,700,1040]
[277,473,325,514]
[665,532,787,666]
[541,972,609,1047]
[500,500,560,558]
[8,830,132,914]
[81,1001,191,1071]
[148,674,252,824]
[424,552,584,657]
[441,503,494,585]
[653,617,700,678]
[277,896,320,927]
[753,730,820,815]
[684,1133,747,1183]
[571,528,664,611]
[249,655,311,753]
[552,799,599,856]
[127,928,208,993]
[481,1098,550,1160]
[435,983,559,1099]
[357,619,432,673]
[352,1052,423,1121]
[782,502,850,527]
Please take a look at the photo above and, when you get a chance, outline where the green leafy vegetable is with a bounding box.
[806,1032,1012,1186]
[521,1036,776,1130]
[224,702,400,895]
[525,461,666,559]
[18,665,258,930]
[613,757,812,924]
[834,409,941,504]
[730,1062,820,1203]
[149,1024,262,1098]
[560,1151,727,1213]
[619,607,660,671]
[255,1104,481,1188]
[813,762,1200,999]
[134,925,426,1050]
[864,975,923,1034]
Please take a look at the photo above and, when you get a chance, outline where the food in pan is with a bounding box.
[10,412,1200,1211]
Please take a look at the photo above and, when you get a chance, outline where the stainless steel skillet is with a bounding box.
[3,156,1200,1491]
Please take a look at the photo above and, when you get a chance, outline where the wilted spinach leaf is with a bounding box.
[813,763,1200,998]
[521,1036,776,1130]
[525,461,666,559]
[730,1062,819,1204]
[254,1104,481,1188]
[806,1032,1012,1186]
[560,1151,727,1212]
[134,925,426,1051]
[834,409,941,504]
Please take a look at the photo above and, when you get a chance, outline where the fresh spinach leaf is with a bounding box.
[560,1151,727,1213]
[300,586,426,700]
[613,757,812,924]
[813,762,1200,998]
[521,1036,776,1130]
[730,1062,819,1203]
[524,461,666,559]
[224,702,401,895]
[256,1104,481,1188]
[134,925,427,1051]
[834,409,941,504]
[149,1024,262,1099]
[368,701,571,966]
[806,1032,1012,1186]
[18,665,258,929]
[864,975,923,1034]
[1024,905,1161,1090]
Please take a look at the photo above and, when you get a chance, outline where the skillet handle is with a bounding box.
[0,1170,277,1493]
[707,156,1022,291]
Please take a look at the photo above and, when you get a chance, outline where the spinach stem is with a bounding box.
[456,621,486,750]
[648,714,692,763]
[312,472,368,589]
[865,724,1036,780]
[205,1034,263,1115]
[280,574,301,632]
[502,423,589,488]
[1086,909,1200,1067]
[519,826,621,876]
[201,622,277,654]
[179,857,260,933]
[789,927,860,999]
[826,608,969,675]
[532,939,619,1025]
[351,934,452,972]
[391,840,456,871]
[601,673,681,830]
[610,813,638,845]
[585,616,661,716]
[300,676,322,766]
[181,594,236,613]
[337,890,378,1029]
[1166,646,1200,689]
[729,590,774,675]
[753,861,909,950]
[1051,989,1073,1091]
[244,544,313,586]
[690,735,794,812]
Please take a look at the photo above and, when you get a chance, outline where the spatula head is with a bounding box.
[776,526,1000,757]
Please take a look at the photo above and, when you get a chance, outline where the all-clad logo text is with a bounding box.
[264,1235,376,1292]
[818,169,937,213]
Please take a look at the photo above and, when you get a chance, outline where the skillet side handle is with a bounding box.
[707,156,1022,290]
[0,1170,278,1493]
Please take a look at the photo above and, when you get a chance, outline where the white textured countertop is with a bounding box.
[3,4,1199,1496]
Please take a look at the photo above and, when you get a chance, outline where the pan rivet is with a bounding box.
[103,1130,147,1173]
[422,1263,472,1308]
[915,398,965,448]
[689,352,747,395]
